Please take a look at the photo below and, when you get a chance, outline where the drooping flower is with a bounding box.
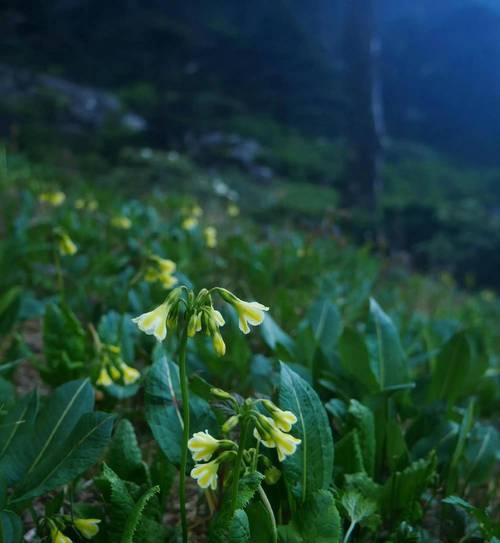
[120,363,140,385]
[145,256,178,289]
[254,416,301,462]
[111,215,132,229]
[182,216,198,230]
[187,312,203,337]
[204,226,217,248]
[219,290,269,334]
[132,302,170,341]
[58,232,78,256]
[227,203,240,217]
[50,528,73,543]
[263,400,298,432]
[188,431,220,461]
[212,330,226,357]
[40,191,66,206]
[190,459,219,490]
[96,368,112,387]
[74,518,101,539]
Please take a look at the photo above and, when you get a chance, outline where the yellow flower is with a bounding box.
[50,528,73,543]
[182,216,198,230]
[111,215,132,229]
[212,330,226,357]
[87,200,98,211]
[219,290,269,334]
[187,312,203,337]
[132,302,169,341]
[263,400,297,432]
[58,232,78,256]
[40,191,66,206]
[74,518,101,539]
[96,368,112,387]
[75,198,86,209]
[188,430,220,461]
[192,205,203,217]
[204,226,217,248]
[254,416,301,462]
[145,257,178,289]
[109,365,121,380]
[153,256,176,274]
[157,271,178,289]
[120,363,140,385]
[190,460,219,490]
[227,203,240,217]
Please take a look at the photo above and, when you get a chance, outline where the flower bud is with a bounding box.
[222,415,240,433]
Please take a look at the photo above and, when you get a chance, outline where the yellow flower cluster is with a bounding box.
[56,230,78,256]
[50,518,100,542]
[144,256,178,289]
[75,198,98,211]
[96,344,140,387]
[132,287,268,357]
[204,226,217,248]
[40,191,66,206]
[111,215,132,229]
[181,204,203,230]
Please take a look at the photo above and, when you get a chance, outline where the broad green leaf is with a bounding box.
[0,379,93,485]
[121,485,160,543]
[427,331,472,405]
[293,490,341,543]
[279,363,334,501]
[463,424,499,485]
[98,311,137,363]
[307,300,342,357]
[0,510,22,543]
[443,496,497,539]
[447,398,475,493]
[227,510,251,543]
[144,350,217,465]
[338,327,378,392]
[13,411,114,501]
[0,286,22,337]
[0,391,38,460]
[369,298,408,389]
[341,490,380,531]
[260,315,295,359]
[247,500,276,543]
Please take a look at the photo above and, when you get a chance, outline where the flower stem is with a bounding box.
[178,326,190,543]
[258,486,277,543]
[230,418,249,515]
[343,521,357,543]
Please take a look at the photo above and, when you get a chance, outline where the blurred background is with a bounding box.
[1,0,500,290]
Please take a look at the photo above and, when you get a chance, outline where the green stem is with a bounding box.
[230,419,249,515]
[178,327,190,543]
[258,486,277,543]
[343,520,357,543]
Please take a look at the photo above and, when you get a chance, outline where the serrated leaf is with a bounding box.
[120,485,160,543]
[335,430,365,475]
[106,419,146,483]
[279,363,334,501]
[341,490,379,531]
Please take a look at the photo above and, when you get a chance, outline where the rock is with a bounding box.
[0,63,146,132]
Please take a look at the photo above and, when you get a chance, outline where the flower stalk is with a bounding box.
[178,324,190,543]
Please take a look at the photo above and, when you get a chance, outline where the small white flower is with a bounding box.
[188,430,220,461]
[220,292,268,334]
[190,459,219,490]
[263,400,298,432]
[254,416,301,462]
[132,303,169,341]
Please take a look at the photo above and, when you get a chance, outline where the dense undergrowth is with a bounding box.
[0,150,499,543]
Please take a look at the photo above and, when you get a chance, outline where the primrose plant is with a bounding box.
[133,285,271,542]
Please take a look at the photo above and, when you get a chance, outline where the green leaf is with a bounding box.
[381,453,437,522]
[447,398,475,493]
[334,430,365,476]
[279,363,334,501]
[42,304,88,384]
[260,315,295,359]
[120,485,160,543]
[307,300,342,357]
[347,400,375,476]
[0,286,22,337]
[293,490,341,543]
[98,311,137,363]
[235,472,265,511]
[0,391,38,460]
[443,496,497,539]
[247,501,275,543]
[106,419,147,483]
[0,379,93,485]
[341,490,379,531]
[226,509,251,543]
[13,411,114,501]
[338,327,378,392]
[0,510,22,543]
[427,331,472,405]
[369,298,408,389]
[144,349,217,466]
